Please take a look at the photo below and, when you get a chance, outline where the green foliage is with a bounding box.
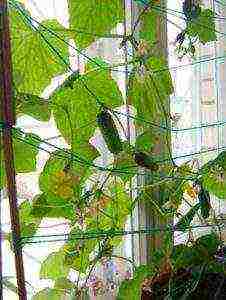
[15,92,51,121]
[19,200,41,245]
[51,64,123,163]
[175,203,200,232]
[64,182,132,273]
[194,232,221,258]
[68,0,123,48]
[135,129,156,153]
[0,131,41,188]
[114,143,137,182]
[64,233,96,274]
[87,182,132,231]
[38,151,87,220]
[201,151,226,199]
[137,164,189,217]
[186,9,217,44]
[117,265,155,300]
[13,131,41,172]
[39,150,82,200]
[171,233,221,270]
[6,1,221,294]
[40,250,70,280]
[32,288,65,300]
[99,182,132,230]
[54,278,74,290]
[175,7,216,58]
[128,57,173,127]
[31,193,74,220]
[118,232,222,299]
[139,8,158,45]
[10,6,69,95]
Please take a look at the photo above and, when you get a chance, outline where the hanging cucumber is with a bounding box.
[97,108,123,154]
[198,186,211,219]
[133,151,159,171]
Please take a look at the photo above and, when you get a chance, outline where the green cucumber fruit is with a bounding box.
[97,109,123,154]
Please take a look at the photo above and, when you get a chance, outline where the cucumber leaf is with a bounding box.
[31,193,74,220]
[40,250,70,280]
[0,131,41,189]
[15,92,51,121]
[68,0,123,48]
[128,56,173,127]
[117,265,155,300]
[51,63,123,164]
[186,9,217,44]
[19,200,41,246]
[10,4,69,95]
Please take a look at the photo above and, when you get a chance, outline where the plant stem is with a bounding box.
[0,1,27,299]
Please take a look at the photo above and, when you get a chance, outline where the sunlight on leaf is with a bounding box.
[68,0,123,48]
[10,5,69,95]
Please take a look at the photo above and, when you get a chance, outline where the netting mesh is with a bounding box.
[0,0,226,299]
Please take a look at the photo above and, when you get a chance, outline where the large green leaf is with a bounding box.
[117,265,155,300]
[51,64,123,162]
[128,57,173,127]
[201,151,226,199]
[40,250,70,280]
[186,9,217,44]
[10,4,69,95]
[68,0,123,48]
[19,200,41,246]
[13,131,41,172]
[0,131,41,188]
[31,193,74,220]
[15,92,51,121]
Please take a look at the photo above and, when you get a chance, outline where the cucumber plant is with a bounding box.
[1,0,222,299]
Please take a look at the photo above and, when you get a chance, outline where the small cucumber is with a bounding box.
[97,109,122,154]
[198,187,211,219]
[134,151,159,171]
